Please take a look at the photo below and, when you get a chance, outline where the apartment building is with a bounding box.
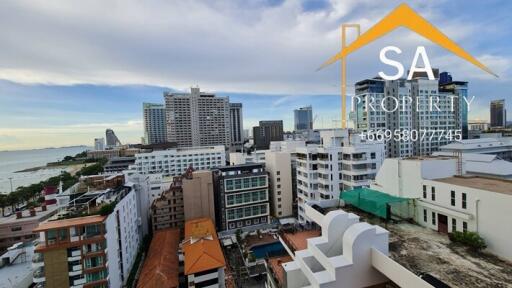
[213,163,270,231]
[182,170,216,223]
[353,71,465,157]
[253,120,284,150]
[269,204,431,288]
[151,176,185,230]
[372,156,512,261]
[94,138,105,151]
[182,218,226,288]
[143,103,167,145]
[264,151,294,218]
[295,129,384,224]
[164,87,231,148]
[294,106,313,132]
[33,185,141,288]
[230,103,244,151]
[128,145,226,176]
[490,99,507,128]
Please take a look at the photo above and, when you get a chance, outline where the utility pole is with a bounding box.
[8,177,13,193]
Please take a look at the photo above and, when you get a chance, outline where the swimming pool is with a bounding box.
[250,241,286,259]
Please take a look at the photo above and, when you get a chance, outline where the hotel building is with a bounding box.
[213,163,270,231]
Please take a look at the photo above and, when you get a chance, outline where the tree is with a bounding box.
[0,194,7,216]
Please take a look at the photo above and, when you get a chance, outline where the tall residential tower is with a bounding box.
[143,103,167,145]
[164,87,231,148]
[294,106,313,132]
[490,99,507,128]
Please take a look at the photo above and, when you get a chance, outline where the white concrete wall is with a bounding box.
[265,151,293,218]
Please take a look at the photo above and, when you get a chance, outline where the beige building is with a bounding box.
[265,151,293,218]
[183,170,216,224]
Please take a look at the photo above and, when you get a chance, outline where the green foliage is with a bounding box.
[98,203,116,216]
[236,229,242,244]
[449,231,487,251]
[248,253,256,262]
[76,162,105,177]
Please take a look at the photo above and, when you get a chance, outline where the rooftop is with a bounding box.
[0,243,35,288]
[137,228,180,288]
[280,229,321,252]
[267,255,293,287]
[0,204,59,225]
[183,218,226,275]
[34,215,106,232]
[433,176,512,195]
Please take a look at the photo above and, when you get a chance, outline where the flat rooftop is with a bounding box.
[0,204,59,225]
[433,176,512,195]
[34,215,106,232]
[281,229,321,252]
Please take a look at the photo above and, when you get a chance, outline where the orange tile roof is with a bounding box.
[34,215,106,232]
[183,218,226,275]
[137,228,180,288]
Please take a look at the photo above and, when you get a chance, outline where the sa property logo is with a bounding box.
[318,3,498,128]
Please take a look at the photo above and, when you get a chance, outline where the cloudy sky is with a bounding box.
[0,0,511,150]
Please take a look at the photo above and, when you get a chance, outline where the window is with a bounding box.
[277,184,281,189]
[422,185,426,199]
[431,187,436,201]
[431,212,436,225]
[452,218,457,232]
[276,171,280,175]
[463,221,468,232]
[423,209,427,222]
[451,191,455,206]
[276,177,281,182]
[10,226,22,232]
[462,193,467,209]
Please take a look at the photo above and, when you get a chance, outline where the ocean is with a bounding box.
[0,146,89,193]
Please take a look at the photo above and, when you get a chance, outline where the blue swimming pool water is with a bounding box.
[250,241,286,259]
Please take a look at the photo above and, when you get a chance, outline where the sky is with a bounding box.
[0,0,511,150]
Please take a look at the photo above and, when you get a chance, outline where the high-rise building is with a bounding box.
[143,103,167,145]
[264,151,294,218]
[353,71,465,157]
[229,103,244,151]
[164,87,230,148]
[253,120,284,150]
[294,106,313,132]
[490,99,507,128]
[295,130,384,224]
[213,163,270,231]
[105,128,122,148]
[439,72,469,139]
[94,138,105,150]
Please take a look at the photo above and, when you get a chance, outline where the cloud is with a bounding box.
[0,0,507,94]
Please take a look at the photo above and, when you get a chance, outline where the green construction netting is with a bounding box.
[340,188,411,219]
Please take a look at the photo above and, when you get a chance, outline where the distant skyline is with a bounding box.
[1,0,511,150]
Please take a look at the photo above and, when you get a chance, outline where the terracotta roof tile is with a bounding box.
[183,218,226,275]
[137,228,180,288]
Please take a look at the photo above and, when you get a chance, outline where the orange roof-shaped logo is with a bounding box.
[320,3,497,77]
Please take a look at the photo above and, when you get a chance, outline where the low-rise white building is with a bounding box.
[372,156,512,261]
[276,204,432,288]
[439,137,512,160]
[127,145,226,176]
[296,129,384,223]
